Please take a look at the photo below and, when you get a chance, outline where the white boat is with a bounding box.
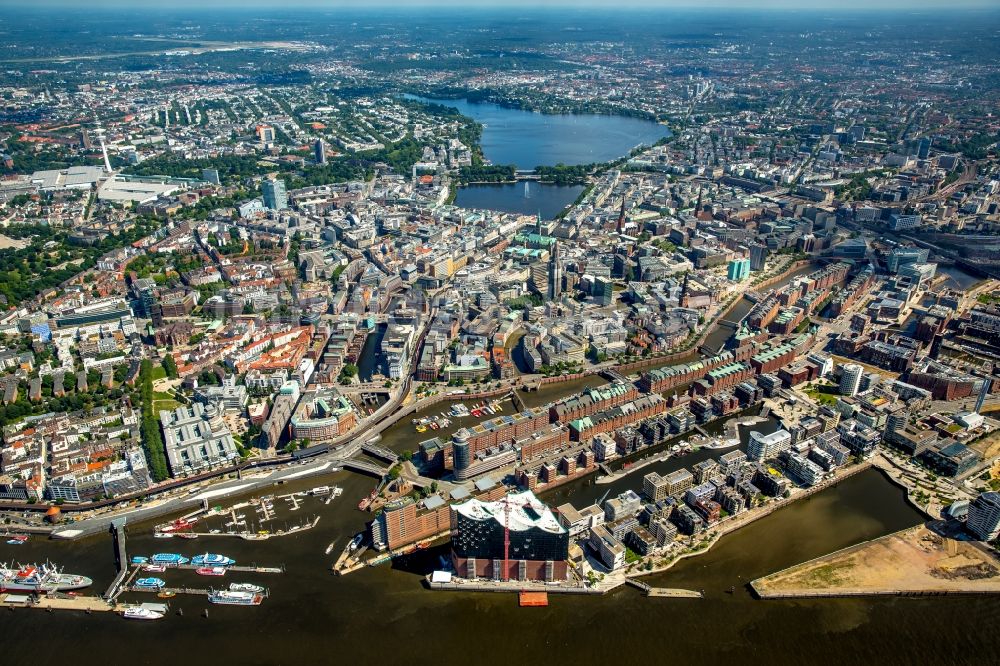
[229,582,265,593]
[309,486,331,496]
[122,606,164,620]
[209,589,263,606]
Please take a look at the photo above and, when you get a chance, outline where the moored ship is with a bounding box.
[191,553,235,567]
[208,589,263,606]
[0,563,93,593]
[150,553,189,565]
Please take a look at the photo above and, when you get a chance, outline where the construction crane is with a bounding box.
[502,494,511,582]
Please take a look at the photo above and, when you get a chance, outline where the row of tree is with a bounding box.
[139,360,170,482]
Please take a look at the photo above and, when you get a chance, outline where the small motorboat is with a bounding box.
[122,606,164,620]
[196,567,227,577]
[143,564,167,573]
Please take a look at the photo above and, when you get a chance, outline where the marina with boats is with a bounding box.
[413,399,505,433]
[151,486,342,541]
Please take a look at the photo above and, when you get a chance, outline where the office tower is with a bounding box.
[594,277,613,306]
[839,363,863,397]
[967,492,1000,541]
[917,137,931,160]
[749,243,768,271]
[314,139,326,165]
[975,379,992,415]
[727,257,750,281]
[262,179,288,211]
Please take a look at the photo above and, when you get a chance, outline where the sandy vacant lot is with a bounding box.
[754,524,1000,597]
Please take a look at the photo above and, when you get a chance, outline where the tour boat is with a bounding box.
[136,577,166,589]
[131,556,149,565]
[208,589,263,606]
[191,553,235,567]
[309,486,331,496]
[150,553,189,565]
[122,606,164,620]
[349,534,364,552]
[196,567,227,577]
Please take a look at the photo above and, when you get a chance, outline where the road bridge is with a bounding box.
[360,443,400,464]
[341,459,389,478]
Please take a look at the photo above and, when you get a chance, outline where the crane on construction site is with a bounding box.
[502,494,511,582]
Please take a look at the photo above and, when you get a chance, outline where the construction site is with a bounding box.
[751,522,1000,599]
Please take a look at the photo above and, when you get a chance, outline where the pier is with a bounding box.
[104,518,130,600]
[625,578,703,598]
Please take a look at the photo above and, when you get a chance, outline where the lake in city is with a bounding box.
[453,181,583,219]
[406,95,671,168]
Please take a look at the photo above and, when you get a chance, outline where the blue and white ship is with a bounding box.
[191,553,235,567]
[150,553,189,565]
[136,577,166,589]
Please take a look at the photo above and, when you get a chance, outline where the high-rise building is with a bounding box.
[727,257,750,281]
[451,490,569,582]
[917,137,932,160]
[976,379,992,415]
[314,139,326,165]
[967,492,1000,541]
[749,243,768,271]
[262,178,288,211]
[594,276,613,306]
[839,363,863,397]
[747,429,791,462]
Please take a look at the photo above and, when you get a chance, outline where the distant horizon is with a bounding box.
[2,0,999,11]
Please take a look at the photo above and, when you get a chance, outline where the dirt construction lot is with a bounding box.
[753,523,1000,598]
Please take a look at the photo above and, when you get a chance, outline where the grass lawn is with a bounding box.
[151,366,167,381]
[804,387,839,407]
[152,399,181,412]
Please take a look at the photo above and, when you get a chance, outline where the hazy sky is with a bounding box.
[1,0,997,9]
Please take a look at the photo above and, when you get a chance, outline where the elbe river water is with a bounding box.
[3,106,998,664]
